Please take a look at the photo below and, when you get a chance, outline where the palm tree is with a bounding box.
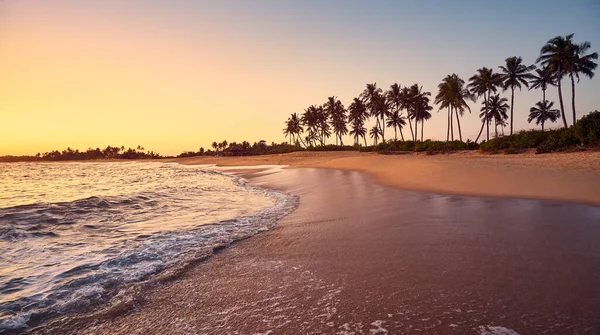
[468,67,503,142]
[324,96,348,145]
[528,100,561,131]
[301,105,320,147]
[369,125,381,145]
[360,83,384,141]
[537,34,575,128]
[386,109,406,141]
[399,86,415,141]
[348,98,368,146]
[567,39,598,125]
[480,94,509,138]
[499,56,536,135]
[211,142,218,151]
[435,75,455,141]
[316,105,331,145]
[407,84,432,142]
[434,74,472,142]
[386,83,406,141]
[283,113,304,146]
[529,67,556,102]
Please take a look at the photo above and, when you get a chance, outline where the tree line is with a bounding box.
[0,146,161,162]
[284,33,597,146]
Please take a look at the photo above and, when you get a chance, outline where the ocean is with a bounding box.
[0,162,298,332]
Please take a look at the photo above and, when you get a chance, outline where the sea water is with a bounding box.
[0,162,297,332]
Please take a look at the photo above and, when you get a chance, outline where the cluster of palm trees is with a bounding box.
[284,83,433,147]
[284,34,596,146]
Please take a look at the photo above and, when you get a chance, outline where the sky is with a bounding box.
[1,0,599,155]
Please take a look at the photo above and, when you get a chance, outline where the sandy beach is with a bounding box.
[170,151,600,206]
[28,151,600,334]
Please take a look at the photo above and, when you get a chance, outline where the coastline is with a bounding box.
[35,166,600,334]
[169,151,600,207]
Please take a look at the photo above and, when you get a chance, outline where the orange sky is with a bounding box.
[1,1,598,155]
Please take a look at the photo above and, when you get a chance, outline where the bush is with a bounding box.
[535,128,579,154]
[573,110,600,146]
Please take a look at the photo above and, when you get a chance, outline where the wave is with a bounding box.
[0,169,298,333]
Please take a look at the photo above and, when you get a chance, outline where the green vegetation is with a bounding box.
[480,112,600,154]
[0,146,161,162]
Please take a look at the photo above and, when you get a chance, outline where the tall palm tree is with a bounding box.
[528,100,561,131]
[480,94,509,138]
[387,83,406,141]
[435,75,455,141]
[399,86,415,141]
[468,67,502,142]
[407,84,432,142]
[373,94,391,143]
[529,67,556,102]
[537,34,575,128]
[348,98,368,146]
[324,96,347,145]
[499,56,536,135]
[360,83,384,141]
[301,105,320,147]
[369,125,381,145]
[316,105,331,145]
[567,40,598,124]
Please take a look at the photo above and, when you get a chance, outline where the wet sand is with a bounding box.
[36,168,600,334]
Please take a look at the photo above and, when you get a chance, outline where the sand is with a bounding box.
[34,166,600,334]
[170,151,600,206]
[27,151,600,334]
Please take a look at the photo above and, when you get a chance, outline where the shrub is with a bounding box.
[573,110,600,146]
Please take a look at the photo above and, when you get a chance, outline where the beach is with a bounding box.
[171,151,600,206]
[28,151,600,334]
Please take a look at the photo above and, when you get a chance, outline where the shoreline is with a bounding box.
[35,166,600,334]
[170,151,600,207]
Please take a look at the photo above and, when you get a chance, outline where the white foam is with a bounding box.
[478,325,520,335]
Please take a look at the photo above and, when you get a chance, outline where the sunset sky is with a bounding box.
[1,0,599,156]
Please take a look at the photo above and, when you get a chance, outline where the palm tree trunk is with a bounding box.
[494,122,498,138]
[542,120,545,132]
[510,86,515,135]
[570,72,577,125]
[394,127,397,141]
[542,88,546,103]
[381,116,385,143]
[408,118,414,141]
[557,67,568,128]
[486,90,490,141]
[414,119,418,142]
[475,120,485,143]
[446,107,450,142]
[400,126,404,141]
[450,107,454,141]
[455,110,463,142]
[475,92,487,143]
[421,120,424,142]
[363,136,367,147]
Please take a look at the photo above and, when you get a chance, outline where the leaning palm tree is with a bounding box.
[529,67,557,102]
[499,56,536,135]
[301,105,320,147]
[468,67,503,142]
[480,94,509,138]
[567,39,598,125]
[528,100,561,131]
[369,125,381,145]
[537,34,575,128]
